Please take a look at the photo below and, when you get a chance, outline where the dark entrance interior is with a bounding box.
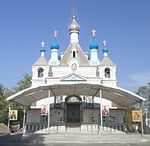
[67,103,80,123]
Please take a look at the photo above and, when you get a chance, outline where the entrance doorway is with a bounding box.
[67,103,80,123]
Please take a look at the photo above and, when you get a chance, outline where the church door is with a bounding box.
[67,104,80,123]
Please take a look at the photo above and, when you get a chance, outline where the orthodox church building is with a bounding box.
[7,15,144,133]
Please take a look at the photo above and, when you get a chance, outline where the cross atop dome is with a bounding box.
[102,40,108,55]
[92,29,96,38]
[72,7,77,18]
[103,40,107,46]
[41,41,45,48]
[53,30,58,38]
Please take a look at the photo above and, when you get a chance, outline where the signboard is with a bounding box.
[132,110,142,122]
[41,104,48,115]
[102,105,109,116]
[10,110,18,120]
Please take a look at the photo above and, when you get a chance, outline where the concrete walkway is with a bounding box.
[0,133,150,144]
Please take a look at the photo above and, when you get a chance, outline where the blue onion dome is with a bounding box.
[51,38,59,50]
[40,49,45,53]
[103,47,108,53]
[89,39,99,49]
[68,16,80,33]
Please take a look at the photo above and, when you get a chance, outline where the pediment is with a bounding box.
[61,73,87,81]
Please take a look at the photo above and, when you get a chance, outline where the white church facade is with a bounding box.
[7,15,145,133]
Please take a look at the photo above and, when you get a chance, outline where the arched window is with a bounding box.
[96,66,99,77]
[73,51,76,58]
[48,66,53,77]
[104,67,110,78]
[38,68,44,77]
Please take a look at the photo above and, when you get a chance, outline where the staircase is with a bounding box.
[66,123,81,133]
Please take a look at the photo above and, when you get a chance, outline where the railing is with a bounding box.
[26,123,48,133]
[25,123,126,133]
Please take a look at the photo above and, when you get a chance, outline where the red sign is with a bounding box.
[102,105,109,116]
[41,105,48,115]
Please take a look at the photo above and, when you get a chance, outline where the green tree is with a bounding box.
[11,73,32,126]
[136,82,150,118]
[0,74,31,125]
[14,73,31,92]
[0,84,12,124]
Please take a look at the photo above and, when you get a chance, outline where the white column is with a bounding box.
[48,89,51,133]
[7,105,11,129]
[99,88,103,134]
[140,103,144,137]
[23,109,26,133]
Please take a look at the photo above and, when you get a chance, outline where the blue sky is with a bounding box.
[0,0,150,91]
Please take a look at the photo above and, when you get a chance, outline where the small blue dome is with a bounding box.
[103,47,108,53]
[89,39,99,49]
[51,38,59,50]
[40,49,45,52]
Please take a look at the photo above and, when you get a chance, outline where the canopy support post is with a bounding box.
[7,104,10,129]
[48,89,51,133]
[23,108,26,133]
[99,88,103,134]
[140,102,144,137]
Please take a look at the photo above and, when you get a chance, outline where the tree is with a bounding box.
[11,73,32,126]
[0,74,32,125]
[14,73,32,92]
[0,84,12,124]
[136,82,150,118]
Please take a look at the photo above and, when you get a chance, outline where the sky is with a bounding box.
[0,0,150,92]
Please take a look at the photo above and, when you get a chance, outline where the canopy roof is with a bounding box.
[7,83,145,107]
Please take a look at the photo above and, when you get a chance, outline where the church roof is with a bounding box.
[33,56,48,66]
[100,56,116,66]
[60,44,89,66]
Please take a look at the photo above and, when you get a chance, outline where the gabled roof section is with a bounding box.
[100,56,116,66]
[60,44,89,66]
[33,56,48,66]
[60,73,87,81]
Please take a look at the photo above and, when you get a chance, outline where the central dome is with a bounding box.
[68,16,80,33]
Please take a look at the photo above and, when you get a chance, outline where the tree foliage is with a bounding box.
[0,74,32,124]
[14,73,32,92]
[136,82,150,117]
[0,84,11,123]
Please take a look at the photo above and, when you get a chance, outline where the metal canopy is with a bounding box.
[6,83,145,107]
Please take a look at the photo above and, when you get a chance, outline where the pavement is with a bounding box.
[0,133,150,145]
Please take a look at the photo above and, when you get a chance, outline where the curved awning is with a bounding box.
[6,83,145,107]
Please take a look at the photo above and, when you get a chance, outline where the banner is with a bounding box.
[41,104,48,115]
[102,105,109,116]
[10,110,18,120]
[132,110,141,122]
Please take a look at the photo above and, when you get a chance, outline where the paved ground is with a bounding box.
[0,142,150,146]
[0,133,150,146]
